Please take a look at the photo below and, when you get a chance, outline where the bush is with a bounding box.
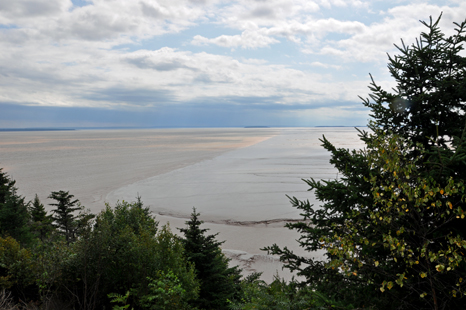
[0,236,37,303]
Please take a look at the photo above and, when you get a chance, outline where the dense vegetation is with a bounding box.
[1,14,465,310]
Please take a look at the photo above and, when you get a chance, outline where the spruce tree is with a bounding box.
[179,208,241,310]
[0,168,32,245]
[29,194,54,241]
[264,15,466,309]
[49,190,81,243]
[0,168,16,204]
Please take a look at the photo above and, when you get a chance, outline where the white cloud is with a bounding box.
[192,30,279,48]
[188,0,464,65]
[190,12,368,52]
[317,2,466,62]
[316,0,366,8]
[0,0,213,45]
[308,62,342,69]
[214,0,319,30]
[260,18,366,41]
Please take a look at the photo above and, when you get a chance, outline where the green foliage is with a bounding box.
[179,208,241,310]
[33,239,74,307]
[149,224,199,303]
[109,291,133,310]
[29,194,54,242]
[229,273,351,310]
[264,136,388,308]
[0,168,15,204]
[0,198,199,309]
[138,271,190,310]
[0,236,37,302]
[63,200,198,309]
[49,190,82,243]
[0,172,203,309]
[264,15,466,310]
[324,133,466,308]
[0,169,33,246]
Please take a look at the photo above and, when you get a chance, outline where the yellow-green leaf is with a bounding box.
[387,281,393,290]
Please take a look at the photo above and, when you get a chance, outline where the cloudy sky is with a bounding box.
[0,0,464,128]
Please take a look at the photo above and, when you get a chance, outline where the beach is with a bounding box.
[0,127,365,282]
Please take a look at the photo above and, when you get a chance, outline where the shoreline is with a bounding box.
[153,213,322,283]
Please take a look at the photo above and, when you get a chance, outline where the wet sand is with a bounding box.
[0,128,276,212]
[107,128,365,222]
[0,127,365,282]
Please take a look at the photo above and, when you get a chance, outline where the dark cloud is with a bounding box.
[125,56,195,71]
[192,73,213,83]
[191,95,359,111]
[191,95,285,106]
[0,28,36,44]
[0,0,63,18]
[250,7,275,18]
[139,2,165,19]
[0,62,93,86]
[81,87,176,106]
[188,0,208,4]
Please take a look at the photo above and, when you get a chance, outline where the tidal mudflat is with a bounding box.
[0,128,275,210]
[0,127,365,281]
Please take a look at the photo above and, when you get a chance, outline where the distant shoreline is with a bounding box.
[0,125,365,132]
[0,128,76,132]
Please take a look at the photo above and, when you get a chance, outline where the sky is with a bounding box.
[0,0,464,128]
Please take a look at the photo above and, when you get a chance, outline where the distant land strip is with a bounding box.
[0,128,76,132]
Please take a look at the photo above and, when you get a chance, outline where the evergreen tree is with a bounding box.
[264,15,466,310]
[179,208,241,310]
[29,194,54,241]
[362,14,466,181]
[0,168,32,246]
[49,190,81,243]
[0,168,16,204]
